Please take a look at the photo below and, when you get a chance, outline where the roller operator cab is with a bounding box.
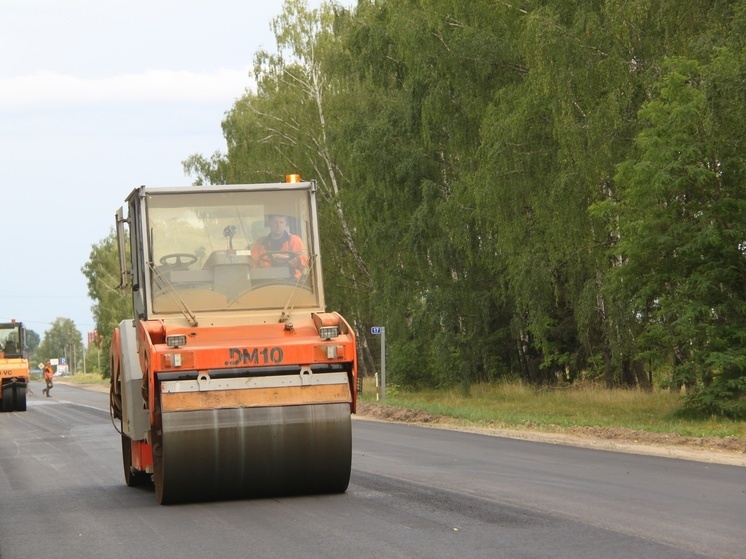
[0,321,29,412]
[110,179,358,504]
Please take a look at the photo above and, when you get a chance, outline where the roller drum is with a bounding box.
[154,402,351,504]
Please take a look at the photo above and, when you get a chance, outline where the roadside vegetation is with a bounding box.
[359,379,746,440]
[76,0,746,420]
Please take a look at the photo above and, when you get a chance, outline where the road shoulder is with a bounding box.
[355,402,746,467]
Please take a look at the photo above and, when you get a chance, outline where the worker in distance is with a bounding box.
[42,361,54,397]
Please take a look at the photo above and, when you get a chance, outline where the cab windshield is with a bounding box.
[144,189,319,314]
[0,324,23,357]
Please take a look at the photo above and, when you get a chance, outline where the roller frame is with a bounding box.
[160,370,350,394]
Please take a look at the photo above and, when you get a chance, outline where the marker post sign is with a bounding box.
[371,326,386,401]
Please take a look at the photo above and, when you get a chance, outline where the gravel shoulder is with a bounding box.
[356,402,746,467]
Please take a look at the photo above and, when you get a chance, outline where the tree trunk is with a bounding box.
[620,356,636,387]
[603,346,614,388]
[633,359,652,391]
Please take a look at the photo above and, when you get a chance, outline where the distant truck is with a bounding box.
[0,320,29,412]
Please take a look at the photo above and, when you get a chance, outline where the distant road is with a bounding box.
[0,381,743,559]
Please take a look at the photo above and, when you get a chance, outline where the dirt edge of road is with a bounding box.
[356,402,746,467]
[64,382,745,467]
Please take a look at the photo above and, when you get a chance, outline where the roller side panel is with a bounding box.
[118,320,150,441]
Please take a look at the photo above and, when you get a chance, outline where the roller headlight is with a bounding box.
[166,335,187,348]
[319,326,339,340]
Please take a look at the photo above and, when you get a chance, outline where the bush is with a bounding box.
[678,377,746,420]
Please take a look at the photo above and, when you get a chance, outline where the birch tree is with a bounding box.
[183,0,377,370]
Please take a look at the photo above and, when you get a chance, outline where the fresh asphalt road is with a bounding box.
[0,381,743,559]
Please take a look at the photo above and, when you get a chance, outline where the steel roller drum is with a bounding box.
[154,402,351,504]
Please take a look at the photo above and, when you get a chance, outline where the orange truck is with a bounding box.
[109,177,358,504]
[0,320,29,412]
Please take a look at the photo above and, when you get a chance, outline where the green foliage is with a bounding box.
[612,51,746,413]
[35,318,83,371]
[76,0,746,417]
[678,376,746,420]
[25,329,40,353]
[81,231,132,378]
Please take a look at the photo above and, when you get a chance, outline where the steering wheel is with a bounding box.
[159,253,198,269]
[258,251,299,266]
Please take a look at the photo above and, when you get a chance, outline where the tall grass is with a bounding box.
[360,379,745,439]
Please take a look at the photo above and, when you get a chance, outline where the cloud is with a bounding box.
[0,68,254,109]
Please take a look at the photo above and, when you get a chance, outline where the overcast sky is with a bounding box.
[0,0,348,341]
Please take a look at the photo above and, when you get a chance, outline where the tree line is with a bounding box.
[84,0,746,418]
[13,318,91,374]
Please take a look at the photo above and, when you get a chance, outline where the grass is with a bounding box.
[360,379,746,440]
[57,372,108,386]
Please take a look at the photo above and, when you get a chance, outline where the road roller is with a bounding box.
[109,177,357,504]
[0,320,29,412]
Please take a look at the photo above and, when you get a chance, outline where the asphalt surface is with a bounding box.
[0,381,743,559]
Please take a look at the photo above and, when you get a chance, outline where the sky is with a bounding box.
[0,0,349,343]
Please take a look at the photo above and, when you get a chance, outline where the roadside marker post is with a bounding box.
[371,326,385,401]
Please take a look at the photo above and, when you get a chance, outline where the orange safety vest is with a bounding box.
[251,232,308,279]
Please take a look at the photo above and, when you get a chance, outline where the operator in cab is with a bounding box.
[250,213,308,279]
